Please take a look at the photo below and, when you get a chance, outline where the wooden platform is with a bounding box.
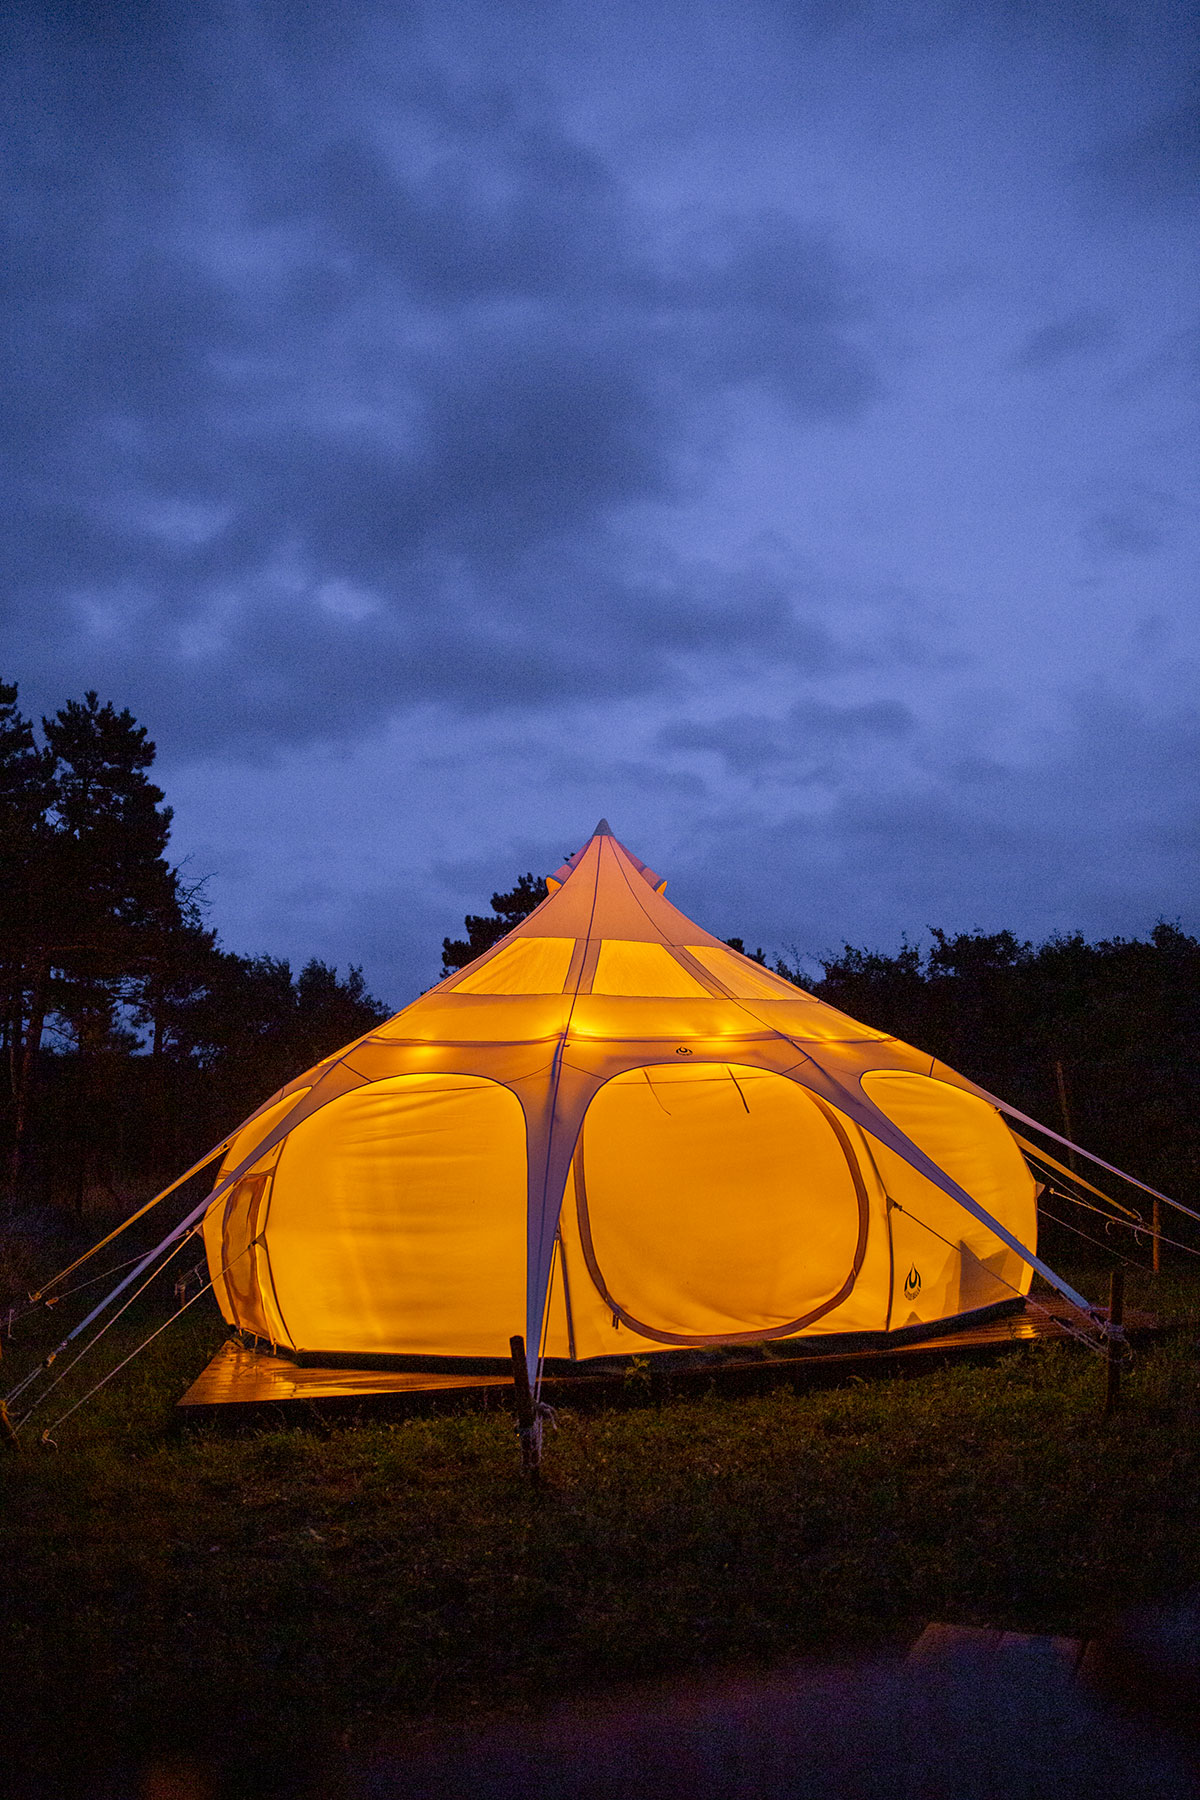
[179,1344,516,1412]
[178,1298,1158,1422]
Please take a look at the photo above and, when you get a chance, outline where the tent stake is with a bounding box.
[509,1335,541,1483]
[1104,1269,1125,1418]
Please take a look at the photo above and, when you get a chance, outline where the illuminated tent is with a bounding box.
[198,821,1087,1378]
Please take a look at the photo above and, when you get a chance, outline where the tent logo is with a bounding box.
[904,1265,922,1300]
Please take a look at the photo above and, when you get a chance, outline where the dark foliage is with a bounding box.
[804,923,1200,1206]
[725,937,768,964]
[0,679,389,1213]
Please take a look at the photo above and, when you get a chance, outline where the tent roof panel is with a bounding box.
[591,940,711,998]
[451,936,574,995]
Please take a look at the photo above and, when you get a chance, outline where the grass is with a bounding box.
[3,1260,1200,1796]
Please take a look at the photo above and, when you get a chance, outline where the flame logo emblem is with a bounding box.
[904,1265,922,1300]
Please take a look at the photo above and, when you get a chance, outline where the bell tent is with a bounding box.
[196,820,1089,1376]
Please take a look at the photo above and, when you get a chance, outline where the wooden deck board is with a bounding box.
[178,1343,515,1409]
[178,1299,1158,1419]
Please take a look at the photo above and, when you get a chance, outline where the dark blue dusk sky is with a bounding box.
[4,1,1198,1004]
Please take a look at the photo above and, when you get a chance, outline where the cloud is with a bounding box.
[4,0,1197,1002]
[6,530,884,761]
[1013,310,1117,371]
[181,678,1200,1004]
[659,686,1200,967]
[660,698,916,776]
[1078,484,1177,561]
[1,10,884,753]
[1087,94,1200,213]
[1081,508,1164,559]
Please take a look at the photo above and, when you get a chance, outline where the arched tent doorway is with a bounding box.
[208,1072,530,1358]
[560,1062,876,1351]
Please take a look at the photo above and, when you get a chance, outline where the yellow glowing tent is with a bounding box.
[199,821,1089,1378]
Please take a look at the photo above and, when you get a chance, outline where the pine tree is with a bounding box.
[1,692,187,1202]
[40,695,185,1205]
[0,681,57,1198]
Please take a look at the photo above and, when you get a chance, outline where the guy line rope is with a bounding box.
[35,1243,254,1446]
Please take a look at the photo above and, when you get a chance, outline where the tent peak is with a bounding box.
[546,823,675,906]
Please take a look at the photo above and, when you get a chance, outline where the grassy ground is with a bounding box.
[3,1261,1200,1796]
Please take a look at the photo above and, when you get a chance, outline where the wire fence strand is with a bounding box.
[1042,1184,1200,1259]
[1038,1203,1147,1271]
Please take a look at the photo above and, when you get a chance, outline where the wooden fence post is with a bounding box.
[510,1334,540,1483]
[1104,1268,1125,1419]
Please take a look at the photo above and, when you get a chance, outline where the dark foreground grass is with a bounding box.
[3,1264,1200,1796]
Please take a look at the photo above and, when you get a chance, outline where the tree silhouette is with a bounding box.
[441,873,548,974]
[0,682,58,1196]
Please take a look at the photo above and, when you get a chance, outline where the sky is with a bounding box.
[3,0,1198,1007]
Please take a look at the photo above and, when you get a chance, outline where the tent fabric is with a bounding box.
[202,823,1050,1374]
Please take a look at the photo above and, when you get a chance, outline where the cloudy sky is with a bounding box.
[4,0,1198,1004]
